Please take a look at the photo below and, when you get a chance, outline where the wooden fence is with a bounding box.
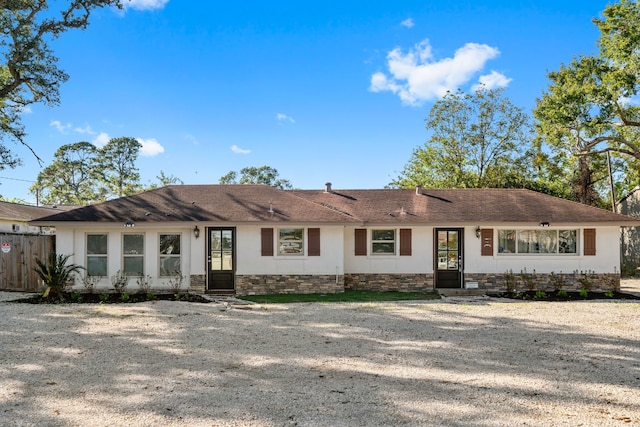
[0,234,55,292]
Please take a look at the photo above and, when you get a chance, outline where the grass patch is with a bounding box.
[238,290,441,304]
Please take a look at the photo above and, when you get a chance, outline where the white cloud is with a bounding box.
[92,132,110,148]
[276,113,295,123]
[137,138,165,156]
[74,125,96,135]
[472,70,512,91]
[369,39,505,105]
[50,120,71,133]
[231,145,251,154]
[400,18,414,28]
[121,0,169,10]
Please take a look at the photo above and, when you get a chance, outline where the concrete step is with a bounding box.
[437,289,486,297]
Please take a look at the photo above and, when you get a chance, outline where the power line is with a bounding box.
[0,176,35,183]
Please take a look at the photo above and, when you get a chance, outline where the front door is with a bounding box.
[435,228,463,288]
[207,228,235,291]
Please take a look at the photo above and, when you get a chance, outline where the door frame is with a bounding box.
[206,227,236,292]
[434,228,464,289]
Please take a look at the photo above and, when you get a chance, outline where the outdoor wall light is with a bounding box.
[540,221,550,227]
[194,225,200,239]
[124,220,135,228]
[475,226,481,238]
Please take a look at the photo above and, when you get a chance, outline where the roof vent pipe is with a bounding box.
[325,182,332,193]
[415,184,422,195]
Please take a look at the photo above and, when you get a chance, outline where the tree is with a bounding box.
[534,0,640,204]
[30,136,144,204]
[0,0,122,168]
[219,166,293,189]
[30,141,103,204]
[390,87,535,189]
[97,137,142,198]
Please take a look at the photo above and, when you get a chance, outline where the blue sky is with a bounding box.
[3,0,609,203]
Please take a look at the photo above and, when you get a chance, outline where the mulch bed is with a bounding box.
[487,290,640,301]
[11,292,212,304]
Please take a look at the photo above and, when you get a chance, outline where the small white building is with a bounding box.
[32,184,639,295]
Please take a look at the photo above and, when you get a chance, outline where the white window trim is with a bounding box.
[277,227,305,256]
[86,233,108,277]
[158,233,182,277]
[370,228,397,256]
[122,233,145,276]
[496,228,579,255]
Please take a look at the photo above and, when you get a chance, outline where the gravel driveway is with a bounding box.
[0,291,638,426]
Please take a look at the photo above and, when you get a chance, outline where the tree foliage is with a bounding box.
[219,166,293,189]
[390,87,536,189]
[0,0,121,168]
[534,0,640,203]
[31,136,143,204]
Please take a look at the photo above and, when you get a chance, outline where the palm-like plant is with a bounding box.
[34,253,85,298]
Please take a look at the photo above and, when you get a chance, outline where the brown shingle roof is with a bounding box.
[290,188,639,225]
[32,185,357,224]
[0,201,74,221]
[31,185,639,225]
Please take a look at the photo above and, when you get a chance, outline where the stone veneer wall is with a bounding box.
[235,274,344,296]
[344,274,435,293]
[464,272,620,292]
[189,274,206,293]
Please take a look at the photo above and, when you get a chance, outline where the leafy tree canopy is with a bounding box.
[0,0,121,169]
[219,166,293,190]
[534,0,640,202]
[31,136,144,205]
[390,87,537,190]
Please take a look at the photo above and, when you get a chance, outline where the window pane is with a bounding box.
[438,231,448,250]
[123,256,144,276]
[278,228,303,255]
[160,234,180,255]
[447,231,458,250]
[280,228,303,241]
[438,251,447,269]
[222,251,233,270]
[87,256,107,276]
[160,256,181,276]
[498,230,516,253]
[222,230,233,249]
[210,252,222,270]
[87,234,107,255]
[559,230,577,253]
[372,230,394,241]
[210,230,221,250]
[518,230,538,253]
[279,241,303,254]
[124,234,144,254]
[539,230,558,253]
[447,251,458,270]
[372,242,395,254]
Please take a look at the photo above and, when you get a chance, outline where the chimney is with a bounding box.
[415,184,422,195]
[325,182,332,193]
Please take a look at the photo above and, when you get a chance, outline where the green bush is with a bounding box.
[34,253,84,299]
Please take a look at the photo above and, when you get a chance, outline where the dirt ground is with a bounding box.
[0,290,639,426]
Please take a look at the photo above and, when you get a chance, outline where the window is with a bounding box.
[278,228,303,255]
[87,234,107,276]
[371,229,395,254]
[123,234,144,276]
[498,229,577,254]
[159,234,181,276]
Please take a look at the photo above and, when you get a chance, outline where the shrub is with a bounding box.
[520,268,536,291]
[136,275,153,294]
[549,271,566,291]
[503,269,517,292]
[166,271,185,294]
[111,270,128,294]
[81,274,100,294]
[557,289,568,298]
[535,290,547,299]
[34,253,84,299]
